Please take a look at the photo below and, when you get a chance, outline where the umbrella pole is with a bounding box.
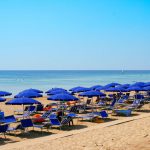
[23,105,24,119]
[92,97,94,113]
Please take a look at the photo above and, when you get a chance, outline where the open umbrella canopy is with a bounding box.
[48,93,78,101]
[69,86,84,91]
[14,91,42,98]
[131,82,145,87]
[21,88,43,93]
[72,87,91,93]
[79,90,106,98]
[0,98,6,102]
[143,86,150,91]
[90,85,103,90]
[6,98,41,105]
[106,87,128,92]
[127,86,144,92]
[47,90,71,95]
[0,91,12,97]
[118,84,130,89]
[143,82,150,87]
[46,88,67,94]
[105,83,121,87]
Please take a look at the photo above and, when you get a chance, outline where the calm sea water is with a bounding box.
[0,70,150,95]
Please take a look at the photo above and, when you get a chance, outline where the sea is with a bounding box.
[0,70,150,95]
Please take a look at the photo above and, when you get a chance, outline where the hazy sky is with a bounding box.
[0,0,150,70]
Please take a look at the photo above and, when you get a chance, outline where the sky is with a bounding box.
[0,0,150,70]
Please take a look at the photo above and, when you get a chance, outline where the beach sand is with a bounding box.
[0,97,150,150]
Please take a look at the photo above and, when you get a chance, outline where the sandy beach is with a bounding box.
[0,97,150,150]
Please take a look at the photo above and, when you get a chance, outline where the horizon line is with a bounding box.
[0,69,150,71]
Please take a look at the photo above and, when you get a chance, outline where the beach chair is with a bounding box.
[80,110,108,121]
[94,111,108,119]
[126,99,143,110]
[0,124,9,139]
[3,115,17,124]
[7,124,25,134]
[65,105,79,114]
[105,98,117,110]
[116,95,129,105]
[36,104,44,112]
[14,105,36,115]
[15,111,31,119]
[49,116,73,129]
[20,118,49,132]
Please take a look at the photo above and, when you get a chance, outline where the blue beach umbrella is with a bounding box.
[72,87,91,93]
[143,86,150,91]
[95,86,105,91]
[127,86,144,92]
[46,88,67,94]
[6,98,41,118]
[143,82,150,87]
[105,83,121,87]
[118,84,130,89]
[47,90,71,95]
[14,91,42,98]
[21,88,43,93]
[69,86,84,91]
[106,87,128,92]
[48,93,78,101]
[79,90,106,98]
[6,98,41,105]
[131,82,145,87]
[0,91,12,97]
[0,98,6,102]
[90,85,103,90]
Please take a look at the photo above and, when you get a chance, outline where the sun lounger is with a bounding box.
[80,110,108,121]
[3,115,17,124]
[126,99,143,110]
[15,111,31,119]
[20,118,49,132]
[14,105,36,114]
[49,116,73,129]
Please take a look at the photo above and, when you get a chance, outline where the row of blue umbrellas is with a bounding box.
[1,81,150,105]
[0,81,150,99]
